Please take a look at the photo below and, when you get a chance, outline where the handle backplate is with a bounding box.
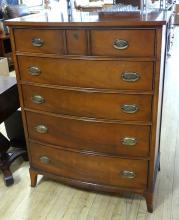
[113,39,128,50]
[32,38,44,47]
[35,125,48,134]
[28,66,41,76]
[121,72,140,82]
[40,156,50,164]
[121,104,139,114]
[121,137,137,146]
[120,170,136,179]
[32,95,45,104]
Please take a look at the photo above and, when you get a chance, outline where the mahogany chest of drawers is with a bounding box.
[6,10,167,213]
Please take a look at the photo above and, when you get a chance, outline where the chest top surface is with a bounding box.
[5,8,170,28]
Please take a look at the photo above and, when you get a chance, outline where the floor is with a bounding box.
[0,28,179,220]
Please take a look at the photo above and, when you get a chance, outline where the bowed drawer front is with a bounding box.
[22,84,152,121]
[18,56,154,90]
[30,142,148,189]
[26,111,150,157]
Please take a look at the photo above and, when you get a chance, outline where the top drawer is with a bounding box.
[14,29,64,54]
[91,29,155,57]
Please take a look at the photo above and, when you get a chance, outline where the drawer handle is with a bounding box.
[32,95,45,104]
[113,39,128,50]
[28,66,41,76]
[32,38,44,47]
[121,104,139,114]
[121,72,140,82]
[120,170,136,179]
[40,156,50,164]
[35,125,48,134]
[121,137,137,146]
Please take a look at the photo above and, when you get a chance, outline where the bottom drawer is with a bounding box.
[29,142,148,189]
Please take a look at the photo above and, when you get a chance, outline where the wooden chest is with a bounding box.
[6,10,167,213]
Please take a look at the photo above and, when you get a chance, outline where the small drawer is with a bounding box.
[14,29,64,54]
[26,111,150,157]
[66,30,87,55]
[18,56,154,91]
[29,142,148,189]
[22,85,152,122]
[91,29,155,57]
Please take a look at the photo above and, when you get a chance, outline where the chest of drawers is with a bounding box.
[6,10,167,213]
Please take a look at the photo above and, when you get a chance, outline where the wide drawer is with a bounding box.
[26,111,150,157]
[22,85,152,122]
[14,29,64,54]
[29,142,148,189]
[91,29,155,57]
[18,56,154,91]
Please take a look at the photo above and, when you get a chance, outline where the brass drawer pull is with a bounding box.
[35,125,48,134]
[32,95,45,104]
[32,38,44,47]
[113,39,128,50]
[121,137,137,146]
[120,170,136,179]
[28,66,41,76]
[121,104,139,114]
[40,156,50,164]
[121,72,140,82]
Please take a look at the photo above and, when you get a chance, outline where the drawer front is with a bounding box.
[29,142,148,189]
[22,85,152,122]
[66,30,87,55]
[26,111,150,157]
[91,30,155,57]
[18,56,154,91]
[14,29,64,54]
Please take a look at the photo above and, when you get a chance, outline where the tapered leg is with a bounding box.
[29,168,38,187]
[145,192,153,213]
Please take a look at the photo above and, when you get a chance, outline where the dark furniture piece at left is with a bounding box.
[0,33,13,70]
[0,76,27,186]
